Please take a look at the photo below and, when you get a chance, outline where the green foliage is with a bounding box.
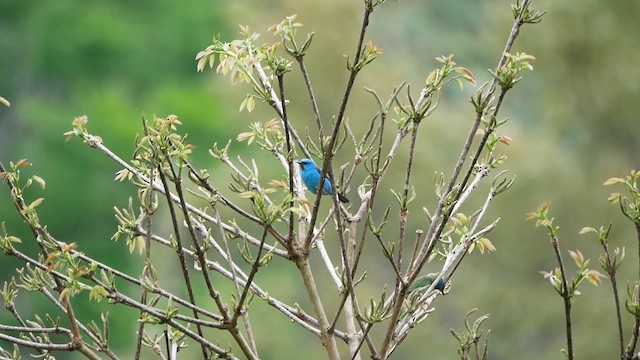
[604,170,640,224]
[450,308,490,360]
[528,203,604,298]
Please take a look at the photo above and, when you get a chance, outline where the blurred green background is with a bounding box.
[1,0,639,358]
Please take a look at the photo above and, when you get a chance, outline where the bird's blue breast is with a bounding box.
[301,167,333,195]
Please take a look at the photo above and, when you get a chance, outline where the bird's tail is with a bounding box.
[338,193,349,203]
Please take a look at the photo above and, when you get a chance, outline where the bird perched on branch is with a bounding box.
[298,158,349,203]
[408,273,446,294]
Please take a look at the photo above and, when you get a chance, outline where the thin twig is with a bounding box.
[550,232,573,360]
[0,332,95,355]
[156,163,210,360]
[3,303,51,357]
[39,288,118,359]
[278,74,297,250]
[135,118,155,360]
[296,56,324,137]
[230,227,269,326]
[625,224,640,358]
[397,116,422,273]
[253,62,312,160]
[602,240,625,356]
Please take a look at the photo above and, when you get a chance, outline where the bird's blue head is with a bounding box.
[298,158,316,171]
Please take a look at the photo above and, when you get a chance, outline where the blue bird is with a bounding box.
[298,158,349,203]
